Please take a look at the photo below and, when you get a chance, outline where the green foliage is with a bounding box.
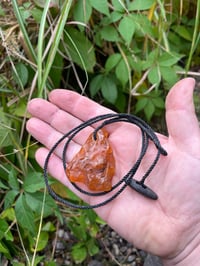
[90,74,118,103]
[68,209,101,264]
[0,0,199,264]
[0,162,60,261]
[64,27,96,72]
[135,90,165,121]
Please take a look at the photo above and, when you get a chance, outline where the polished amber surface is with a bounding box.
[66,129,115,191]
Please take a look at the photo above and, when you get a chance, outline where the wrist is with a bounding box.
[161,232,200,266]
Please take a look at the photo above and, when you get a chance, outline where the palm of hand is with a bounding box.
[27,78,200,259]
[98,125,200,257]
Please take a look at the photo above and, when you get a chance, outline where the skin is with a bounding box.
[27,78,200,265]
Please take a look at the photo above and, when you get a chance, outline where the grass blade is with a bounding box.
[11,0,37,63]
[185,0,200,73]
[38,0,73,97]
[37,0,52,93]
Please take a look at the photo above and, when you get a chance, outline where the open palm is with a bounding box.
[27,78,200,263]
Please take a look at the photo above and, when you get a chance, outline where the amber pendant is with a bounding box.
[66,129,115,192]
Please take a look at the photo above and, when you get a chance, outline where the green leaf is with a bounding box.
[132,13,155,37]
[0,110,12,147]
[100,25,119,42]
[0,218,13,241]
[105,53,121,72]
[115,91,126,112]
[31,7,43,23]
[158,52,182,67]
[13,63,29,87]
[19,6,31,22]
[128,56,143,72]
[42,221,56,232]
[72,243,87,264]
[0,242,11,259]
[85,209,97,224]
[173,25,192,41]
[142,48,159,69]
[24,192,45,214]
[8,168,20,191]
[13,100,28,117]
[27,255,44,266]
[13,99,27,118]
[152,97,165,109]
[73,0,92,30]
[95,215,106,225]
[101,76,118,104]
[31,231,49,252]
[110,11,123,22]
[129,0,155,10]
[4,190,19,209]
[15,194,36,235]
[64,27,96,72]
[68,217,87,241]
[87,238,99,256]
[23,172,44,193]
[89,0,109,16]
[0,180,8,189]
[89,74,104,97]
[160,66,178,87]
[111,0,126,11]
[118,15,135,44]
[41,262,56,266]
[148,65,161,84]
[0,6,5,16]
[25,191,59,218]
[12,262,25,266]
[135,98,148,113]
[115,59,129,86]
[144,100,155,121]
[1,208,15,221]
[49,49,64,87]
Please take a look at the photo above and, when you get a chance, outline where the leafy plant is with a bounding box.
[0,161,61,260]
[68,209,102,264]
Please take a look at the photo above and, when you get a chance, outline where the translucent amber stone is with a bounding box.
[66,129,115,191]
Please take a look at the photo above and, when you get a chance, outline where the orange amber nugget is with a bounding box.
[66,129,115,191]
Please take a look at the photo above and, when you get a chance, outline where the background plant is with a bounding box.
[0,0,199,265]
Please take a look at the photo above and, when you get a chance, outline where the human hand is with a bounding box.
[27,78,200,265]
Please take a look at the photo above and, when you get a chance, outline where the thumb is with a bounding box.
[166,78,200,152]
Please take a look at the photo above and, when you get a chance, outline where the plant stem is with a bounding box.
[185,0,200,73]
[31,188,47,266]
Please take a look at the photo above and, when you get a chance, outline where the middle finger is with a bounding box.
[27,117,81,162]
[27,98,94,145]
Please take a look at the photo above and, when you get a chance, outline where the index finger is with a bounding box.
[28,89,116,145]
[48,89,114,121]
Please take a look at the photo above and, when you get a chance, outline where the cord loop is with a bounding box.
[44,113,167,209]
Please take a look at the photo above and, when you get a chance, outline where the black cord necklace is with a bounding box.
[44,113,167,209]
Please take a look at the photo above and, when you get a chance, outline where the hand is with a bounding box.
[27,78,200,265]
